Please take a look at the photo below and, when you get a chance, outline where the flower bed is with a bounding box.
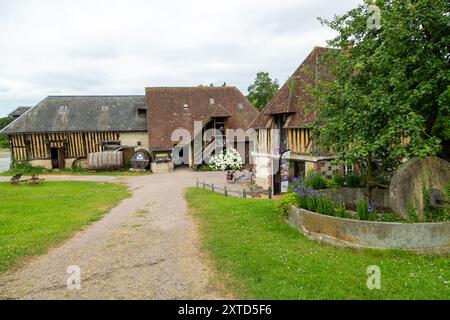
[280,177,403,222]
[287,206,450,252]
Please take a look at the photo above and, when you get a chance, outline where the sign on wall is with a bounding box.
[280,151,291,193]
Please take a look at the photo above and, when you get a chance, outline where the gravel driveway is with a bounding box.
[0,152,10,173]
[0,169,239,299]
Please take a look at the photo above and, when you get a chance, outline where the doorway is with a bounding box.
[50,148,65,169]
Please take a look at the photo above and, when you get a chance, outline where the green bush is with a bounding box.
[303,172,327,190]
[316,196,334,216]
[277,193,299,216]
[331,173,361,188]
[10,162,45,175]
[332,174,345,187]
[356,198,377,221]
[345,174,362,188]
[335,203,354,219]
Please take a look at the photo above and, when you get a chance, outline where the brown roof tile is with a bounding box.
[250,46,335,129]
[146,87,259,151]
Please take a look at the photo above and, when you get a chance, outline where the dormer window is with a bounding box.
[238,103,243,109]
[210,98,215,105]
[183,104,189,110]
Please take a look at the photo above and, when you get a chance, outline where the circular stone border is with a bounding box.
[287,206,450,252]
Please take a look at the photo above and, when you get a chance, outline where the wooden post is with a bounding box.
[196,178,199,187]
[202,181,205,189]
[224,186,228,196]
[211,184,214,192]
[243,189,246,198]
[268,187,272,199]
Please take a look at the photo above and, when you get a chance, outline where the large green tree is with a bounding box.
[0,116,13,149]
[313,0,449,182]
[247,72,280,111]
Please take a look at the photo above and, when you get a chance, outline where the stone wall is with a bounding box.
[151,162,174,173]
[320,188,390,210]
[288,206,450,252]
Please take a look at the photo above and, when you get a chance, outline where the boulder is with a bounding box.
[389,157,450,219]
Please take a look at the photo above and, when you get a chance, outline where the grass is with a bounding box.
[185,188,450,299]
[0,181,130,272]
[0,166,150,176]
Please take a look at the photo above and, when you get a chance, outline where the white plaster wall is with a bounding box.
[30,159,52,170]
[252,152,272,189]
[119,132,149,151]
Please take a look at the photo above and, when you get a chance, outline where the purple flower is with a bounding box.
[317,192,321,197]
[301,192,306,196]
[312,190,317,195]
[293,187,298,192]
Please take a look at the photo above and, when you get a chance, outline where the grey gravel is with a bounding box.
[0,169,240,299]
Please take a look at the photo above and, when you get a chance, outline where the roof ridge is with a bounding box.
[145,86,237,90]
[47,95,145,97]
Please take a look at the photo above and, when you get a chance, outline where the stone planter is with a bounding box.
[288,206,450,252]
[151,162,174,173]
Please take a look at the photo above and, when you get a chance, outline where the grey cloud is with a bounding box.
[0,0,363,117]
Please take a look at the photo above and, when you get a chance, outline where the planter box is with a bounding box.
[288,206,450,252]
[151,162,174,173]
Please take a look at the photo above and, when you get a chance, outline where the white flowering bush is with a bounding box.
[208,148,243,171]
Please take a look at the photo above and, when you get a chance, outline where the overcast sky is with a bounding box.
[0,0,362,117]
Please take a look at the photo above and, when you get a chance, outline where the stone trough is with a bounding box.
[287,206,450,252]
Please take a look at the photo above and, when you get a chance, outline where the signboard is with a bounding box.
[280,151,291,194]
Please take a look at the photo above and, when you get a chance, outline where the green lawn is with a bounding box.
[0,166,151,177]
[0,181,130,272]
[185,188,450,300]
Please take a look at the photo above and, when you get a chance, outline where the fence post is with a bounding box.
[224,186,228,196]
[268,187,272,199]
[211,183,214,192]
[243,189,246,198]
[202,181,205,189]
[196,178,198,187]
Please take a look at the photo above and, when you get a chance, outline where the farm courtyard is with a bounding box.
[0,170,449,299]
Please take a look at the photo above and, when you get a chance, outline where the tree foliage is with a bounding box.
[0,116,13,149]
[247,72,280,111]
[313,0,449,179]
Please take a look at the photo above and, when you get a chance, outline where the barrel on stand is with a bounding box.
[87,150,124,170]
[130,149,151,170]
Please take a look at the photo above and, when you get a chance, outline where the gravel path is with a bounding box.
[0,152,10,173]
[0,169,239,299]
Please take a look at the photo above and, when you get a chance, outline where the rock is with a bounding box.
[389,157,450,219]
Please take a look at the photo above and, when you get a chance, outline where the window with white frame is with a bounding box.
[344,164,354,175]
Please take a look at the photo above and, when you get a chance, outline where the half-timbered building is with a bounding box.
[1,96,148,169]
[250,46,350,193]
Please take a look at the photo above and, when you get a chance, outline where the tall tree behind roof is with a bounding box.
[247,72,280,111]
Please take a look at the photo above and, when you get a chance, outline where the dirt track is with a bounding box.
[0,170,238,299]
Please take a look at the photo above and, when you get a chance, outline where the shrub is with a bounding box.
[332,174,346,187]
[277,193,299,216]
[209,148,242,171]
[316,196,334,216]
[335,203,353,219]
[356,198,377,221]
[11,162,45,175]
[303,171,328,190]
[345,174,362,188]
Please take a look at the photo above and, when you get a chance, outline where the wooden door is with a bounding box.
[57,148,66,169]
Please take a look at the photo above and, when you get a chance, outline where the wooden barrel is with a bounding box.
[87,151,123,170]
[130,149,151,169]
